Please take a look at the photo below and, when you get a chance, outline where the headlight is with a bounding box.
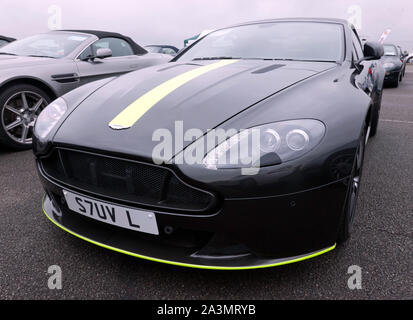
[383,62,395,69]
[202,119,325,170]
[34,97,67,140]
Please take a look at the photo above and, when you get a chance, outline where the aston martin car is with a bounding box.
[381,44,404,87]
[0,30,170,150]
[0,35,15,47]
[34,18,384,270]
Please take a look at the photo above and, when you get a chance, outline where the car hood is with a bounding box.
[54,59,337,160]
[0,54,60,70]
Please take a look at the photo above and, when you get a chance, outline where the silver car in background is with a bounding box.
[0,30,170,150]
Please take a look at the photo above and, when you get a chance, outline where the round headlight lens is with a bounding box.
[260,129,281,153]
[286,129,310,151]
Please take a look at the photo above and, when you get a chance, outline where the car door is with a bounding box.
[75,37,143,86]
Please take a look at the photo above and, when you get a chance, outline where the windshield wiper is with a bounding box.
[269,58,338,63]
[192,57,338,63]
[0,52,17,56]
[192,56,240,61]
[27,55,57,59]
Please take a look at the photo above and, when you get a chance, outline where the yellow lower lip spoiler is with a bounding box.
[109,60,239,130]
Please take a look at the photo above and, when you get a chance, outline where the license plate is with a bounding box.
[63,190,159,235]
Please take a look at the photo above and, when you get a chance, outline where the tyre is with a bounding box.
[0,84,51,150]
[369,92,382,138]
[337,124,366,243]
[392,75,399,88]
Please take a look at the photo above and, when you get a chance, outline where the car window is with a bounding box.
[161,48,176,55]
[0,33,91,58]
[145,46,161,53]
[0,39,8,47]
[79,37,134,59]
[351,29,364,59]
[383,45,397,56]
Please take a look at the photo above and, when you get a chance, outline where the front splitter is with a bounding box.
[42,195,336,270]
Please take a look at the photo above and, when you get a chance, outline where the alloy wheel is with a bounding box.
[1,91,48,145]
[347,131,365,229]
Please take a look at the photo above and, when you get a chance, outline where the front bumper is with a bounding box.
[43,195,336,270]
[384,69,401,82]
[39,160,344,269]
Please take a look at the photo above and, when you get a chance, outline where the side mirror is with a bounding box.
[96,48,112,60]
[362,41,384,60]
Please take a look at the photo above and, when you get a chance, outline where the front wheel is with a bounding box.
[370,92,382,138]
[337,124,366,243]
[0,84,51,150]
[392,74,400,88]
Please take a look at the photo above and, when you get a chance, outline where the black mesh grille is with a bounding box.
[40,149,215,213]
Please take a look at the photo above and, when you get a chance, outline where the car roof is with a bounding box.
[228,17,350,28]
[56,29,148,55]
[146,45,179,50]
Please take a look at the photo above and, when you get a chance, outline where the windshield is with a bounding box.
[384,45,397,56]
[177,22,345,62]
[145,46,162,53]
[0,39,9,48]
[0,33,91,58]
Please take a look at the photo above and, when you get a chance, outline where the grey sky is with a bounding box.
[1,0,412,50]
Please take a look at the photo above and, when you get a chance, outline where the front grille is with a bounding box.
[40,148,216,213]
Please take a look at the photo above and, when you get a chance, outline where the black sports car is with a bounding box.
[381,44,404,87]
[34,18,384,270]
[0,36,15,48]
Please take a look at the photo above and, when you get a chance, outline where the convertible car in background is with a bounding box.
[0,30,170,150]
[0,35,15,47]
[35,18,384,270]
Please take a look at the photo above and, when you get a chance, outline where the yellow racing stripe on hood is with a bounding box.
[109,59,239,130]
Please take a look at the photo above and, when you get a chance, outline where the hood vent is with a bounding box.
[252,64,285,74]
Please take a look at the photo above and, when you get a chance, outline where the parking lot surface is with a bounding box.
[1,66,412,300]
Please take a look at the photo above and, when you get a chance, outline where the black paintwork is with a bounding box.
[35,18,385,267]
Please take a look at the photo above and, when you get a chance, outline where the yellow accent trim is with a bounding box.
[42,196,336,270]
[109,60,239,129]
